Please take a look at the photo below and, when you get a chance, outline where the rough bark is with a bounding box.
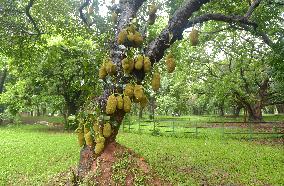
[0,68,8,114]
[276,104,284,114]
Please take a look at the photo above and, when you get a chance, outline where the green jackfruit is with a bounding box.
[85,131,93,146]
[189,29,199,46]
[135,55,144,70]
[134,85,144,101]
[143,57,151,72]
[117,95,124,109]
[124,84,134,98]
[123,96,132,113]
[106,94,117,115]
[103,123,112,138]
[152,72,161,91]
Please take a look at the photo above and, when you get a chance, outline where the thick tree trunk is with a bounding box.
[276,104,284,114]
[247,102,263,121]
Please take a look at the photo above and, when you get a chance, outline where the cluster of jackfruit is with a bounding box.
[189,28,199,46]
[122,58,134,75]
[99,59,116,79]
[134,55,152,72]
[151,72,161,91]
[148,4,158,25]
[117,25,143,47]
[166,53,176,73]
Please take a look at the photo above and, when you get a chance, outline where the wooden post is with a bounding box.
[222,121,225,139]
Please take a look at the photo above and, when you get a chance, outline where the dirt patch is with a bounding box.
[48,142,170,186]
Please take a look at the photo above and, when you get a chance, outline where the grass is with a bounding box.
[117,132,284,185]
[0,124,80,185]
[0,121,283,185]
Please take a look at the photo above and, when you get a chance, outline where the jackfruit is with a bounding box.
[151,72,161,91]
[124,84,134,98]
[95,135,105,143]
[85,131,93,146]
[123,95,132,113]
[106,94,117,115]
[127,24,136,34]
[166,54,176,73]
[118,29,128,45]
[143,57,151,72]
[95,142,105,154]
[112,12,118,23]
[122,58,134,74]
[189,29,199,46]
[103,123,112,138]
[76,129,84,147]
[99,64,107,79]
[117,95,124,109]
[105,60,116,75]
[134,85,144,101]
[133,32,143,47]
[127,32,135,42]
[135,55,144,70]
[84,126,90,134]
[140,95,148,109]
[93,122,102,134]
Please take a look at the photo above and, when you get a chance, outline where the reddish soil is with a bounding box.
[49,142,170,186]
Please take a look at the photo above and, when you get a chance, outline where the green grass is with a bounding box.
[117,132,284,185]
[0,123,283,185]
[0,124,80,185]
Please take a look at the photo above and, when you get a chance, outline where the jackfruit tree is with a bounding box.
[0,0,283,178]
[74,0,283,175]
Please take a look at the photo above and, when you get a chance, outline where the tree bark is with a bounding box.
[0,68,8,114]
[276,104,284,114]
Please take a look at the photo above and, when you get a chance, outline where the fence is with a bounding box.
[121,116,284,140]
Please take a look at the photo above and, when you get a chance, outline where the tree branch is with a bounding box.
[245,0,261,18]
[187,13,258,28]
[146,0,211,63]
[25,0,41,35]
[79,0,91,26]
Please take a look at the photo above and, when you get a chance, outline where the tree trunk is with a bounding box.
[247,102,263,121]
[219,106,224,116]
[276,104,284,114]
[138,107,143,119]
[233,105,242,117]
[0,68,8,114]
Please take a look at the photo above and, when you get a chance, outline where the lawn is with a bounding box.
[0,123,283,185]
[117,133,284,185]
[0,124,80,185]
